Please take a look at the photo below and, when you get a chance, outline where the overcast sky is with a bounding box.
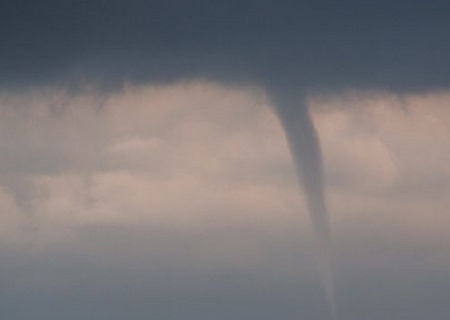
[1,1,450,319]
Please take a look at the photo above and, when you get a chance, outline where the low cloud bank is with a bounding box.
[0,83,449,319]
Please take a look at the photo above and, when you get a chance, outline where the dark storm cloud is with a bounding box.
[1,0,450,92]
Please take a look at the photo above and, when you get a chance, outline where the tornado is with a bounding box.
[270,90,337,320]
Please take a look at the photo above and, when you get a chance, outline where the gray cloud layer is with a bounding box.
[1,0,450,92]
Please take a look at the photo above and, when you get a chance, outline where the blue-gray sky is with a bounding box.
[1,1,450,320]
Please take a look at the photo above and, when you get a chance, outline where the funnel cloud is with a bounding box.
[271,90,337,319]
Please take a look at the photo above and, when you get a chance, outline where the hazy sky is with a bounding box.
[1,1,450,319]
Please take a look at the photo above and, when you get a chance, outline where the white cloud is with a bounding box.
[0,83,449,275]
